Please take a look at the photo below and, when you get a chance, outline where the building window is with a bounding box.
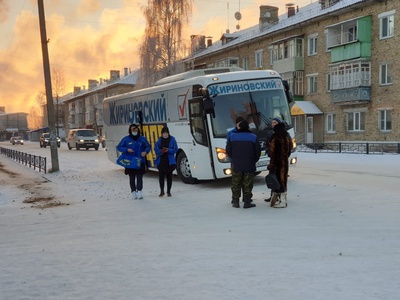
[380,63,393,85]
[255,50,263,69]
[307,74,318,94]
[379,11,395,39]
[326,74,331,92]
[215,57,239,68]
[346,111,365,131]
[326,113,336,133]
[379,110,392,131]
[308,35,317,56]
[242,57,249,70]
[271,38,303,63]
[348,26,357,42]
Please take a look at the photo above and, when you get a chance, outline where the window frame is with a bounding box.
[326,113,336,133]
[307,74,318,94]
[379,62,393,86]
[307,35,318,56]
[255,49,263,69]
[379,10,395,39]
[378,109,392,132]
[346,111,365,132]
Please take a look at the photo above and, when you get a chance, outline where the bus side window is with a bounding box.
[189,100,208,146]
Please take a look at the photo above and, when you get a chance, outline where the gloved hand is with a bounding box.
[162,147,168,154]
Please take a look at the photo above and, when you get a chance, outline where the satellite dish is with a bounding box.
[264,12,271,17]
[236,24,240,30]
[226,29,230,34]
[234,12,242,21]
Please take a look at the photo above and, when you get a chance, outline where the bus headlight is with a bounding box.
[292,137,297,150]
[224,168,232,175]
[216,147,230,163]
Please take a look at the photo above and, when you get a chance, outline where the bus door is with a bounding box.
[182,98,215,181]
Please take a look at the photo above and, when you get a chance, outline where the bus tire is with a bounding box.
[177,152,196,184]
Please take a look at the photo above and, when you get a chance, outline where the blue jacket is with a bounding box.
[154,136,178,166]
[226,130,261,173]
[116,135,151,164]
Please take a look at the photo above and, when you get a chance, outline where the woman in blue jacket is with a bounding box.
[117,123,151,199]
[154,127,178,197]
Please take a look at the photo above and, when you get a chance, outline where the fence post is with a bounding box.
[339,142,341,153]
[366,143,369,155]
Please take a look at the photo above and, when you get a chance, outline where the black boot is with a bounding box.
[231,198,240,208]
[159,190,165,197]
[243,202,256,209]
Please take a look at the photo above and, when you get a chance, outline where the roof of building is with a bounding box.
[188,0,364,60]
[291,101,323,116]
[69,69,139,100]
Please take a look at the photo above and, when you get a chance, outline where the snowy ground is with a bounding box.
[1,141,399,300]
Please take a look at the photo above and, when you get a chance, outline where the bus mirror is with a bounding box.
[199,87,208,97]
[203,97,214,115]
[282,80,294,105]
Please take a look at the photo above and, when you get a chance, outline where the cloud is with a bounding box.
[0,0,10,24]
[0,2,145,115]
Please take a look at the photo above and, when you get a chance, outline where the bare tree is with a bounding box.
[138,0,192,88]
[27,91,46,130]
[52,66,66,136]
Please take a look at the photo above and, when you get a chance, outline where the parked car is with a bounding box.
[40,133,61,148]
[67,129,99,150]
[10,136,24,145]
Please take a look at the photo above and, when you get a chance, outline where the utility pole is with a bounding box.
[37,0,59,172]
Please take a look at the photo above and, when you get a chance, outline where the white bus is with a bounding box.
[103,68,297,183]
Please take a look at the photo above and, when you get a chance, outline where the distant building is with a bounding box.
[0,112,29,141]
[62,68,138,137]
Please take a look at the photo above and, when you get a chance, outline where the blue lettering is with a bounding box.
[107,97,167,125]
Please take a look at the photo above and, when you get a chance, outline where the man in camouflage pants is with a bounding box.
[226,120,261,209]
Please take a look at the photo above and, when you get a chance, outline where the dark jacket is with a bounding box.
[226,129,261,173]
[268,123,293,192]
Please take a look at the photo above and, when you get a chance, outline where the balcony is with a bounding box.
[273,56,304,74]
[330,87,370,105]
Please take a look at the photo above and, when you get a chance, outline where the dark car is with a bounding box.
[40,133,61,148]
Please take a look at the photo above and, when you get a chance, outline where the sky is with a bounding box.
[0,0,316,115]
[1,141,399,299]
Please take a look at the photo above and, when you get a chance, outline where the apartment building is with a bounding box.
[63,68,137,137]
[184,0,399,144]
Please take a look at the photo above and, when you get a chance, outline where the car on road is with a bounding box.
[10,136,24,145]
[67,129,99,151]
[40,133,61,148]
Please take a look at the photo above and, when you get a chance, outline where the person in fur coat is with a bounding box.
[268,118,293,208]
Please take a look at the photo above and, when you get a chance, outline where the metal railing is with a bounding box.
[297,142,400,155]
[0,147,47,173]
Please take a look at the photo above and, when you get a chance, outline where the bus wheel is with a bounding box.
[177,152,196,184]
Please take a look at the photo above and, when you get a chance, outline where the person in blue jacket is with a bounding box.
[154,127,178,197]
[226,120,261,209]
[117,123,151,199]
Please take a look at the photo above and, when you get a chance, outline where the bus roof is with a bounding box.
[153,67,243,86]
[103,69,282,103]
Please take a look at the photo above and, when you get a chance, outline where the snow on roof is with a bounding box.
[291,101,323,116]
[189,0,364,60]
[70,70,139,99]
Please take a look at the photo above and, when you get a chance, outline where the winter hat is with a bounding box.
[272,117,283,124]
[235,116,245,124]
[161,126,169,134]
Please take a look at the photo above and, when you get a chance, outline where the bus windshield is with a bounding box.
[210,87,292,138]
